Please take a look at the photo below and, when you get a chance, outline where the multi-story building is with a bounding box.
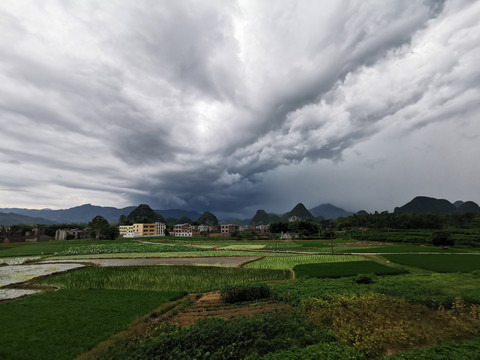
[121,222,166,238]
[119,225,134,237]
[220,224,238,237]
[173,223,193,237]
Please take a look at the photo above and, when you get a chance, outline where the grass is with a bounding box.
[243,254,367,270]
[0,289,183,360]
[293,261,407,278]
[337,244,477,253]
[38,265,292,292]
[383,254,480,272]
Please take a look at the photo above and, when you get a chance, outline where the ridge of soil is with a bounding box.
[157,291,289,327]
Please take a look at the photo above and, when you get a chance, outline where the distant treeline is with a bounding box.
[335,211,480,230]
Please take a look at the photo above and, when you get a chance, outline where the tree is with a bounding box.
[88,216,110,239]
[197,211,219,226]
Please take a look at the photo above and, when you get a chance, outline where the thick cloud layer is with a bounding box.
[1,0,479,217]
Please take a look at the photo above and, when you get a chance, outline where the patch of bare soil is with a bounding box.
[157,292,289,327]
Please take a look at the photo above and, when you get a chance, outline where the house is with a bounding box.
[173,223,193,237]
[55,228,89,240]
[280,232,299,240]
[220,224,238,237]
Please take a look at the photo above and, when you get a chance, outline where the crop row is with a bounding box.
[38,265,292,292]
[53,242,208,256]
[243,254,366,270]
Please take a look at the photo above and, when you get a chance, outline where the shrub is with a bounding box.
[354,274,374,284]
[431,231,454,247]
[220,283,271,304]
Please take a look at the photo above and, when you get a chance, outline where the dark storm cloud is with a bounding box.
[1,0,479,215]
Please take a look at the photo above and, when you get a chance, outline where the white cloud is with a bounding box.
[0,0,479,216]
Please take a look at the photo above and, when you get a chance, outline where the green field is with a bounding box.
[0,289,182,360]
[293,261,408,278]
[243,254,367,270]
[38,265,292,292]
[384,254,480,272]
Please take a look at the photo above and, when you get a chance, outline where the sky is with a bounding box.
[1,0,479,218]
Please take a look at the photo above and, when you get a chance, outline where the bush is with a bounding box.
[431,231,454,247]
[220,283,271,304]
[354,274,374,284]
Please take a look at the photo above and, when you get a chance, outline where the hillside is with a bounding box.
[0,212,54,226]
[124,204,164,224]
[309,203,353,219]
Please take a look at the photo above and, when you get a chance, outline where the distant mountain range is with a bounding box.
[0,204,201,226]
[2,196,479,226]
[0,212,56,226]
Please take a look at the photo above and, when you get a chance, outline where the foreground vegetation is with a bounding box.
[2,231,480,359]
[0,289,183,360]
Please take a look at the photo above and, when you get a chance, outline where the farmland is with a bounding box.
[38,266,292,293]
[293,261,407,278]
[243,254,366,270]
[0,289,183,360]
[383,254,480,272]
[1,236,480,359]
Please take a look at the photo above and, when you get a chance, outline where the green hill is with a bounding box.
[282,203,314,222]
[124,204,165,224]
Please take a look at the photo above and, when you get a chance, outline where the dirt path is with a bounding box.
[41,256,262,267]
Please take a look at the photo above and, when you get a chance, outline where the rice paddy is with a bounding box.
[383,254,480,272]
[38,265,292,292]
